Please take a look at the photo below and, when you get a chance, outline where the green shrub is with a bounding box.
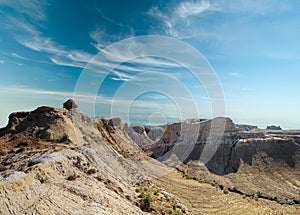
[223,186,229,194]
[185,175,194,180]
[197,178,205,183]
[175,210,184,215]
[210,181,218,187]
[253,193,258,201]
[141,192,153,203]
[37,174,48,184]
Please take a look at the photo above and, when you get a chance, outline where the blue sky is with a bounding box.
[0,0,300,129]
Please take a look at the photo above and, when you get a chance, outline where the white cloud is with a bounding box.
[0,0,47,21]
[11,19,95,68]
[176,0,211,18]
[11,52,33,61]
[148,0,291,40]
[148,0,213,38]
[89,26,135,50]
[16,35,66,54]
[5,16,38,35]
[12,52,23,59]
[49,57,85,68]
[89,27,108,49]
[147,7,178,37]
[0,60,4,64]
[0,6,93,69]
[110,71,131,82]
[0,85,179,113]
[229,72,241,77]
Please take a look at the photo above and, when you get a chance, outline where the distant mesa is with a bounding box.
[236,124,258,131]
[63,99,78,110]
[266,125,282,130]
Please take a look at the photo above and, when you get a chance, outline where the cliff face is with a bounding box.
[1,102,300,214]
[131,118,300,176]
[0,106,77,143]
[128,118,300,205]
[0,102,187,215]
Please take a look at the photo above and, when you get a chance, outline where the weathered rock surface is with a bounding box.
[130,116,300,208]
[0,100,186,215]
[1,100,300,214]
[128,125,166,149]
[236,124,258,131]
[63,99,78,110]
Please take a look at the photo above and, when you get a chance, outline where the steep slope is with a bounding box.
[130,117,300,208]
[0,101,186,215]
[1,101,299,214]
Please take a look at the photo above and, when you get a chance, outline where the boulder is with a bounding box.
[63,99,78,110]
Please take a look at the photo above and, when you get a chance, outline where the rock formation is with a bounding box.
[128,116,300,207]
[236,124,258,131]
[63,99,78,110]
[266,125,282,130]
[0,100,187,215]
[1,100,300,214]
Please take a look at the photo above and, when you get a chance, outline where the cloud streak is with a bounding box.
[0,0,47,21]
[0,85,181,114]
[176,0,211,18]
[148,0,213,38]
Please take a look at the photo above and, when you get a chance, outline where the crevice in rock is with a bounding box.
[224,134,238,174]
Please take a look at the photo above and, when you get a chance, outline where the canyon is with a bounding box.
[0,100,299,214]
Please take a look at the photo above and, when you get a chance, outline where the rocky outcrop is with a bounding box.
[0,106,77,144]
[1,100,300,214]
[136,117,300,176]
[0,100,185,214]
[131,116,300,206]
[63,99,78,110]
[148,118,237,164]
[236,124,258,131]
[128,125,165,149]
[145,126,165,141]
[266,125,282,130]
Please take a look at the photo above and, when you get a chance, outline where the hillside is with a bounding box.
[0,100,299,214]
[0,100,187,214]
[129,118,300,209]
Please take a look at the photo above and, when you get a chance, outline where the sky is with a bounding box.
[0,0,300,129]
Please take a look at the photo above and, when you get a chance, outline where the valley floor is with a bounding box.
[154,170,300,215]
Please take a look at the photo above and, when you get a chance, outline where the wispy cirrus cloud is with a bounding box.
[148,0,213,38]
[0,0,47,21]
[0,2,95,69]
[89,26,134,50]
[15,35,65,54]
[176,0,211,18]
[0,85,179,113]
[147,0,291,40]
[15,30,95,68]
[11,52,31,61]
